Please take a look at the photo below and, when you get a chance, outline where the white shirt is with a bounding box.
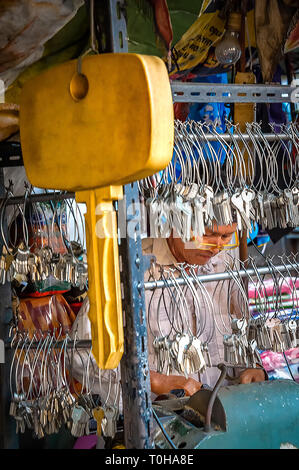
[142,238,241,388]
[69,240,242,404]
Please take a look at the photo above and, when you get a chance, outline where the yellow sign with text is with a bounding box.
[170,0,256,77]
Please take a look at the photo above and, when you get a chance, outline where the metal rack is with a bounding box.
[0,142,22,168]
[0,0,299,450]
[171,81,299,103]
[143,263,298,290]
[176,132,294,142]
[0,191,75,205]
[5,339,92,349]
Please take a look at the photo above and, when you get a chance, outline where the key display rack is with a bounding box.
[0,0,299,450]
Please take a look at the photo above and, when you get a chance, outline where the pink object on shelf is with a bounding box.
[73,435,98,449]
[248,278,299,299]
[261,348,299,372]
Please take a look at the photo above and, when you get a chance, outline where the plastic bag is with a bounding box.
[261,348,299,382]
[17,294,76,339]
[28,201,68,255]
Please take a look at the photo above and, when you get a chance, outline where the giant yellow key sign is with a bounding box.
[20,53,174,368]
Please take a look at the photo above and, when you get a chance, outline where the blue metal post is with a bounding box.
[106,0,154,449]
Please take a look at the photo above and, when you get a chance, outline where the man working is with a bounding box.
[143,221,267,397]
[70,220,267,404]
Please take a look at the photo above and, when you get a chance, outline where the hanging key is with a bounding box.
[71,404,84,437]
[202,342,212,368]
[102,405,118,439]
[177,333,190,373]
[288,320,297,349]
[193,194,206,238]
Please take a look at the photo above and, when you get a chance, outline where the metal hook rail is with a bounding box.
[0,191,75,206]
[1,131,296,168]
[171,82,299,104]
[5,339,92,349]
[143,263,298,290]
[176,132,294,142]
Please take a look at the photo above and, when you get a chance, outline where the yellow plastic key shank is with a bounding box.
[76,185,124,369]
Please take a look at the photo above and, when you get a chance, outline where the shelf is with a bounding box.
[171,82,299,103]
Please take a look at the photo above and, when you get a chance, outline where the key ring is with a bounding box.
[246,123,266,194]
[209,276,232,336]
[167,266,193,337]
[20,331,37,401]
[10,331,24,401]
[158,272,179,339]
[212,123,236,193]
[70,329,87,401]
[270,123,294,191]
[188,120,208,187]
[113,367,121,410]
[178,122,194,187]
[277,254,298,322]
[103,369,113,408]
[84,344,97,410]
[156,285,172,340]
[27,332,44,401]
[178,263,206,338]
[199,123,221,193]
[0,182,17,255]
[224,257,249,323]
[42,331,54,399]
[253,255,278,321]
[266,255,294,323]
[237,257,266,322]
[31,330,50,401]
[233,122,255,190]
[222,122,243,192]
[193,120,211,189]
[288,123,299,186]
[15,331,30,397]
[247,256,272,323]
[156,266,184,336]
[147,270,162,340]
[188,264,218,341]
[44,327,62,397]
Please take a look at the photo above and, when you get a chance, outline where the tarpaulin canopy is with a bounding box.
[0,0,299,142]
[2,0,299,103]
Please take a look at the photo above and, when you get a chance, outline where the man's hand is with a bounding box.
[0,103,19,142]
[183,377,203,396]
[150,371,202,396]
[238,367,267,384]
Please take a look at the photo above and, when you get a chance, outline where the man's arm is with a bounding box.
[150,370,202,397]
[238,366,268,384]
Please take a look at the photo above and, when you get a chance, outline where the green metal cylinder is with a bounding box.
[197,379,299,449]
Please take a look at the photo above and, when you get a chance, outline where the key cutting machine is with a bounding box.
[153,365,299,449]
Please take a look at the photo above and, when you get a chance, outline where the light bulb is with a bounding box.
[215,30,241,65]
